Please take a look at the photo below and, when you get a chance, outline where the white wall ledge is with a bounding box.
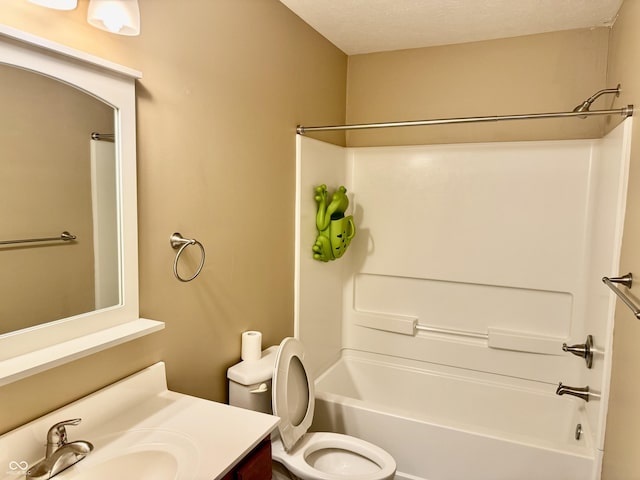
[0,318,164,386]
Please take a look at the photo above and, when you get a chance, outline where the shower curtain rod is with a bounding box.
[296,105,634,135]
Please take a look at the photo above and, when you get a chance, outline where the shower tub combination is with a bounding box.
[312,351,593,480]
[295,111,632,479]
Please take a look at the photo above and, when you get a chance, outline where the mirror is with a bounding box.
[0,26,163,386]
[0,64,119,335]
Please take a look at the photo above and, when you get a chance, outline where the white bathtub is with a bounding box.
[312,351,596,480]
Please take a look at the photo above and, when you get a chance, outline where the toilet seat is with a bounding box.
[272,433,396,480]
[272,338,396,480]
[272,337,315,451]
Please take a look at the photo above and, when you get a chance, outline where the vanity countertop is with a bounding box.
[0,362,279,479]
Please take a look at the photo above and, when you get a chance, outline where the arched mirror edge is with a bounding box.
[0,25,164,386]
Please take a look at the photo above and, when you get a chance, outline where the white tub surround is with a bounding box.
[0,362,279,480]
[295,119,632,480]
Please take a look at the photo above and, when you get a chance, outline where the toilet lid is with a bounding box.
[272,337,315,451]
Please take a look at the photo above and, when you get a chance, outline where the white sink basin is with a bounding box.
[56,428,199,479]
[69,450,178,480]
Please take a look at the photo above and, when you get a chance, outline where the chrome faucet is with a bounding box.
[26,419,93,480]
[556,382,590,402]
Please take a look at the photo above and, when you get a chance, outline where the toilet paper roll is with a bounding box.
[241,331,262,362]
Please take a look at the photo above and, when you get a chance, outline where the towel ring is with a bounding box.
[170,232,205,282]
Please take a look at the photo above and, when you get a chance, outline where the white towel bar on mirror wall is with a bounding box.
[602,273,640,319]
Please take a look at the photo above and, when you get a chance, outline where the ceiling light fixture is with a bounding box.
[28,0,78,10]
[87,0,140,36]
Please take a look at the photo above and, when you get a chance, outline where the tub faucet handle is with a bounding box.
[562,335,593,369]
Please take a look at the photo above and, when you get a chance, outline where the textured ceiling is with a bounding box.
[279,0,624,55]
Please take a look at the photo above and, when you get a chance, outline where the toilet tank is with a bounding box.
[227,346,278,414]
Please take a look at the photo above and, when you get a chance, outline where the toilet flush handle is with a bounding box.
[250,383,268,394]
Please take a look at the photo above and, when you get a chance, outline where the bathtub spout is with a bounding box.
[556,382,590,402]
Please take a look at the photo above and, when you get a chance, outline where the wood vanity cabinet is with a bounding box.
[221,436,272,480]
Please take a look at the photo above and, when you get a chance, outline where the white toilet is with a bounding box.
[227,337,396,480]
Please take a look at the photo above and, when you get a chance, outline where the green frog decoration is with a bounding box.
[313,184,355,262]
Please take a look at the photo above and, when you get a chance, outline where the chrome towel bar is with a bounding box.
[602,273,640,319]
[0,231,76,246]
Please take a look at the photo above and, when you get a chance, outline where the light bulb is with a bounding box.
[100,4,126,32]
[87,0,140,36]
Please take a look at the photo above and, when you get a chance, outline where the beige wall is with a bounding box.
[602,1,640,478]
[346,28,609,146]
[0,0,346,433]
